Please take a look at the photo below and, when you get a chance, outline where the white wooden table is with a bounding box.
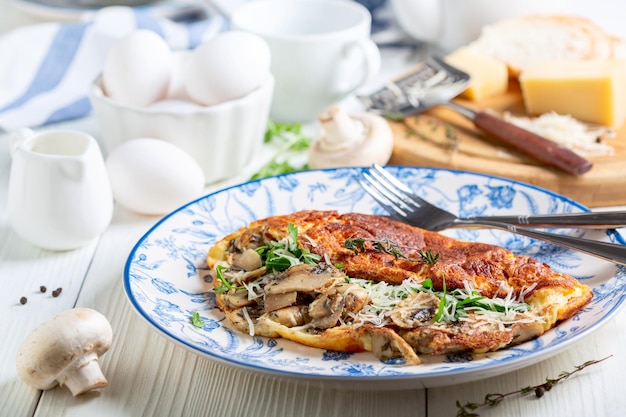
[1,3,625,417]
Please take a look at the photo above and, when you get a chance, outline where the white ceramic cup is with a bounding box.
[231,0,381,124]
[8,129,114,251]
[390,0,568,52]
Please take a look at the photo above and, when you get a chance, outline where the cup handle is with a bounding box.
[391,0,442,43]
[335,38,381,98]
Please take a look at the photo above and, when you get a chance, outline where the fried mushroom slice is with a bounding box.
[264,263,344,295]
[225,306,280,337]
[264,292,298,313]
[334,283,370,315]
[309,293,345,329]
[221,289,255,309]
[363,327,421,365]
[231,248,263,271]
[265,306,308,327]
[389,292,440,329]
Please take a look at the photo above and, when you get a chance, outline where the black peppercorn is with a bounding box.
[52,287,62,297]
[19,296,27,305]
[40,285,47,293]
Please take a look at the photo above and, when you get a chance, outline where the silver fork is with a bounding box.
[358,164,626,266]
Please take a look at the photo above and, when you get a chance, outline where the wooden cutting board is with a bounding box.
[388,84,626,208]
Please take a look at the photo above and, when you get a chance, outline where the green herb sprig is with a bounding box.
[191,311,204,328]
[456,356,612,417]
[212,265,232,294]
[344,237,439,265]
[250,121,311,180]
[256,222,321,272]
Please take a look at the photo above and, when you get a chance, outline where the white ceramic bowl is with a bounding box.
[89,75,274,184]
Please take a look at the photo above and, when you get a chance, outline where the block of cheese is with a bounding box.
[519,59,626,127]
[445,47,508,101]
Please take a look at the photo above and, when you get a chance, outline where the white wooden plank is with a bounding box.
[30,206,428,417]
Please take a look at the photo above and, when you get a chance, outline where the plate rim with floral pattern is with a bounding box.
[123,166,626,388]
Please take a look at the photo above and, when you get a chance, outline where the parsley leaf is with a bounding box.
[250,121,312,180]
[257,222,321,272]
[191,311,204,328]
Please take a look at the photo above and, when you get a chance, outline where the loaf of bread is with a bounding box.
[467,15,625,77]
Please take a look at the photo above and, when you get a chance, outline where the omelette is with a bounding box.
[206,210,593,365]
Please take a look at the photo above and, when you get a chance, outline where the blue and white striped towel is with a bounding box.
[0,6,228,131]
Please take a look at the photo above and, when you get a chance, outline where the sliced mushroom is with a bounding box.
[266,306,308,327]
[231,248,263,271]
[230,266,268,286]
[264,291,298,312]
[264,263,343,295]
[335,283,369,315]
[390,292,440,329]
[226,305,267,336]
[309,293,345,329]
[364,327,421,365]
[221,289,255,309]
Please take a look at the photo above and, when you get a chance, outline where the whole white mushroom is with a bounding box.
[308,106,394,169]
[16,308,113,396]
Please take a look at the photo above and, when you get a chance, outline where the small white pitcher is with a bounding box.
[8,128,114,251]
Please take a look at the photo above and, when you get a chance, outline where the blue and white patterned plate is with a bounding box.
[123,166,626,388]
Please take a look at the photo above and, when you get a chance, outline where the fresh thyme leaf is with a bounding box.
[344,237,367,254]
[250,121,312,180]
[419,249,440,265]
[191,311,204,328]
[343,237,440,265]
[456,356,613,417]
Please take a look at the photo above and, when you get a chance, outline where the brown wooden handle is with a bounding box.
[473,111,593,175]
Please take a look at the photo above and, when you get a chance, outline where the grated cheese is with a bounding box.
[503,111,614,156]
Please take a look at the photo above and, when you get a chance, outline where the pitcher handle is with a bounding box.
[9,127,34,157]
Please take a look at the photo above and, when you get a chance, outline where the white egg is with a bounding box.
[184,31,271,106]
[102,30,174,107]
[106,138,205,215]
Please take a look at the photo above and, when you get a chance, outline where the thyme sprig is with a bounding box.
[344,237,440,265]
[456,355,612,417]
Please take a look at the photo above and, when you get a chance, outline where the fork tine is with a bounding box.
[369,165,428,211]
[357,175,408,218]
[362,170,414,212]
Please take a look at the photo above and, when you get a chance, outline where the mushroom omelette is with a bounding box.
[206,210,593,365]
